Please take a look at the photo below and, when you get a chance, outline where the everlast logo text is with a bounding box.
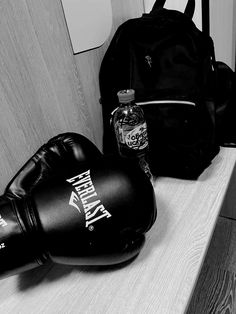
[66,170,111,229]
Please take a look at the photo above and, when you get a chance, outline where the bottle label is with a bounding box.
[125,123,148,150]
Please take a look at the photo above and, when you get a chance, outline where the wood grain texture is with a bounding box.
[0,148,235,313]
[0,0,144,192]
[202,217,236,274]
[0,0,97,191]
[220,163,236,220]
[187,217,236,313]
[187,264,236,314]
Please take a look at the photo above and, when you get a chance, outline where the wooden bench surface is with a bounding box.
[0,147,236,314]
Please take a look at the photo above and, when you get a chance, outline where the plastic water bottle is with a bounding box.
[112,89,152,178]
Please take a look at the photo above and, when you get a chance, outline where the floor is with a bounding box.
[187,215,236,314]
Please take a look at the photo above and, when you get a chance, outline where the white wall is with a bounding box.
[210,0,236,69]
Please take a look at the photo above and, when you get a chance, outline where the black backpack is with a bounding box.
[99,0,220,179]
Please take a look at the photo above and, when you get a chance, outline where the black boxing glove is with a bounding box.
[0,134,157,278]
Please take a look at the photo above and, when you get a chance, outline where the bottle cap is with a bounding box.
[117,89,135,103]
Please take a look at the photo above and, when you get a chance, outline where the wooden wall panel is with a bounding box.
[0,0,144,192]
[25,0,95,137]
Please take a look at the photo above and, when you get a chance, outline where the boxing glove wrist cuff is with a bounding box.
[0,196,47,277]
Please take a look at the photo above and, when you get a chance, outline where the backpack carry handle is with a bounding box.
[184,0,195,19]
[151,0,195,19]
[151,0,166,11]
